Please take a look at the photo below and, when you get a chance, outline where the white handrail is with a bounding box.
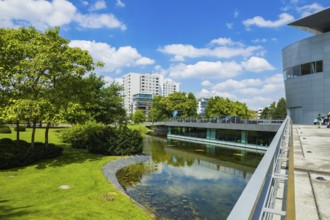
[227,116,291,220]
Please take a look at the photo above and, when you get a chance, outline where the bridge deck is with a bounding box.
[293,125,330,220]
[145,119,282,132]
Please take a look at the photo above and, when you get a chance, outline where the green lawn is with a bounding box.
[0,128,151,220]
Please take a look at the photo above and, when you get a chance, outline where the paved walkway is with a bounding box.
[293,125,330,220]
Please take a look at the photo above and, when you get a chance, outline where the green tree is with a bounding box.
[261,98,287,119]
[0,27,96,147]
[261,107,270,119]
[205,96,251,118]
[72,74,126,124]
[271,98,287,119]
[187,92,198,117]
[132,110,146,124]
[150,95,167,122]
[150,92,199,120]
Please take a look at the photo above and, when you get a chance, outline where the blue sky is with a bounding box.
[0,0,328,110]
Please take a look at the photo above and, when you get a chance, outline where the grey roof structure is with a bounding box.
[288,8,330,34]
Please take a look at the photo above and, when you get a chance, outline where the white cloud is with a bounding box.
[241,57,275,72]
[201,80,212,86]
[200,74,285,110]
[103,76,114,84]
[89,0,107,11]
[234,10,239,18]
[116,0,125,8]
[0,0,76,29]
[252,38,267,43]
[81,1,89,6]
[136,57,155,65]
[209,37,244,47]
[0,0,125,30]
[212,79,245,91]
[165,56,274,80]
[69,40,154,73]
[74,13,126,30]
[197,89,236,100]
[168,61,243,79]
[243,13,294,29]
[114,77,123,85]
[198,89,211,97]
[159,42,262,61]
[296,3,324,17]
[226,23,233,29]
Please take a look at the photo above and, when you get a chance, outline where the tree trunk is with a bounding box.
[16,120,20,147]
[31,120,37,148]
[45,122,51,148]
[27,119,31,128]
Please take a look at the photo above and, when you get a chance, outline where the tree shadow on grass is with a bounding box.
[35,145,106,169]
[0,199,37,220]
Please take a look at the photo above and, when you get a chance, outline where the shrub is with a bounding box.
[14,126,26,132]
[0,125,11,134]
[61,121,106,149]
[60,122,143,156]
[0,139,63,169]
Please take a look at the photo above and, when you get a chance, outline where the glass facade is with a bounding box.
[170,127,207,138]
[284,60,323,80]
[169,127,275,147]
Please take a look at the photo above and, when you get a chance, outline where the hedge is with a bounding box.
[0,125,11,134]
[0,139,63,169]
[61,122,143,156]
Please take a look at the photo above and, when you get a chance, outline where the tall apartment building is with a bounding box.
[132,93,153,119]
[123,73,163,114]
[197,98,209,115]
[163,80,180,97]
[122,73,180,115]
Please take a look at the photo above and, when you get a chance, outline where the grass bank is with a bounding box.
[0,128,151,220]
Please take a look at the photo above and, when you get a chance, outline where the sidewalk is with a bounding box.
[293,125,330,220]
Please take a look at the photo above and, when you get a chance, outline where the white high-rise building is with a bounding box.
[197,98,209,115]
[163,80,179,97]
[123,73,163,114]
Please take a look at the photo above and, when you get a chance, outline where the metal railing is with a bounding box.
[227,116,293,220]
[167,117,284,125]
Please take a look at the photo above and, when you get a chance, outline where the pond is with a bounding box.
[116,135,263,220]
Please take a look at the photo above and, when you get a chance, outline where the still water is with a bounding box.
[116,135,263,220]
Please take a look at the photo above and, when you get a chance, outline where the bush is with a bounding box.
[60,121,106,149]
[60,122,143,156]
[0,139,63,169]
[14,126,26,132]
[0,125,11,134]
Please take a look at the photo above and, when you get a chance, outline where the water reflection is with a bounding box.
[116,135,263,220]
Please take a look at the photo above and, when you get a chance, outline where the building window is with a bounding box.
[284,60,323,80]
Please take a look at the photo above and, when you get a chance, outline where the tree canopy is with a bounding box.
[150,92,198,121]
[0,27,125,147]
[204,96,254,118]
[132,110,146,124]
[261,98,287,119]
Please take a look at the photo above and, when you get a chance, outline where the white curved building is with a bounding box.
[282,8,330,124]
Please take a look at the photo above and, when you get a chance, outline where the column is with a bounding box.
[241,130,247,144]
[207,128,216,140]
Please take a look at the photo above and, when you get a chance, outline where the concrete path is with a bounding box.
[293,125,330,220]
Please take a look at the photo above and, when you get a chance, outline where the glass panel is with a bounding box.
[284,67,293,80]
[301,63,311,75]
[292,65,301,78]
[311,62,316,73]
[316,60,323,72]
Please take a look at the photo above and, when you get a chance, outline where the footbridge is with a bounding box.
[145,118,283,153]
